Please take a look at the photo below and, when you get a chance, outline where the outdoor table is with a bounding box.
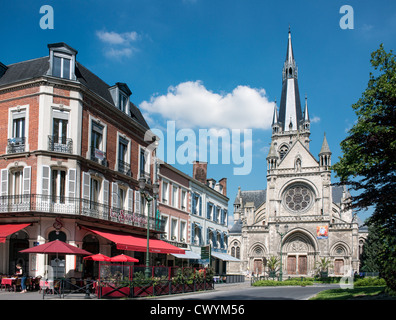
[1,278,17,291]
[39,279,60,294]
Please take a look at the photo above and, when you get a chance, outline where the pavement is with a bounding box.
[0,281,252,301]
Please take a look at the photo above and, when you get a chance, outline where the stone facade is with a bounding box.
[228,31,367,278]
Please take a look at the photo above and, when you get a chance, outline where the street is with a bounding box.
[156,281,340,300]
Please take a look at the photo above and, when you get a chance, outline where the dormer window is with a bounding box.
[119,92,127,112]
[109,82,132,114]
[53,55,71,79]
[48,43,78,81]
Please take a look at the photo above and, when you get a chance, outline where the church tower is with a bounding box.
[270,29,311,163]
[228,29,361,278]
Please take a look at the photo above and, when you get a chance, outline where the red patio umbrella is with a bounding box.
[20,240,91,255]
[110,254,138,263]
[83,253,111,262]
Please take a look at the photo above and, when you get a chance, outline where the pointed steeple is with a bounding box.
[319,132,331,155]
[303,95,310,122]
[272,101,279,125]
[279,28,303,132]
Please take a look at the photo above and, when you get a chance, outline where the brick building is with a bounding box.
[0,42,183,278]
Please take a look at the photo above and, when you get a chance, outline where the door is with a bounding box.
[298,256,307,275]
[334,259,344,275]
[253,259,262,275]
[287,256,296,275]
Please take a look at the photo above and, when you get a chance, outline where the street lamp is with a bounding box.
[139,177,159,278]
[276,223,289,281]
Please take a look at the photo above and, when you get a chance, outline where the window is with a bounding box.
[181,190,187,211]
[279,144,289,160]
[51,169,66,203]
[118,187,127,210]
[8,109,26,153]
[139,147,150,177]
[180,221,186,242]
[119,93,127,112]
[90,177,101,203]
[162,181,169,204]
[118,137,130,175]
[283,184,313,213]
[91,121,106,162]
[9,170,23,203]
[53,55,71,79]
[171,219,178,241]
[172,185,179,208]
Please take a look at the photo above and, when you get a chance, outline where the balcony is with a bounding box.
[48,135,73,154]
[90,146,108,166]
[118,159,131,176]
[0,194,165,232]
[7,137,25,153]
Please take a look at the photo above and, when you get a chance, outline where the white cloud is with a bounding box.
[310,116,320,123]
[140,81,275,130]
[96,30,140,59]
[96,30,139,44]
[104,47,133,58]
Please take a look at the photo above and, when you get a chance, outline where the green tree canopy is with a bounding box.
[332,44,396,294]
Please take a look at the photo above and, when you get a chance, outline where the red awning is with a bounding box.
[82,226,185,254]
[0,223,31,243]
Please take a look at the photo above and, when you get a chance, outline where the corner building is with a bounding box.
[0,42,182,278]
[228,31,367,277]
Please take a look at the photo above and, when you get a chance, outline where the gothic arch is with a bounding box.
[282,229,318,254]
[330,241,351,256]
[249,243,267,257]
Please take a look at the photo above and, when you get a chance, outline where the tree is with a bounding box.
[360,222,382,273]
[332,44,396,294]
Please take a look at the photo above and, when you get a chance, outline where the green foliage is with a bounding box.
[314,257,333,274]
[252,279,314,287]
[332,44,396,293]
[354,277,386,287]
[267,256,280,272]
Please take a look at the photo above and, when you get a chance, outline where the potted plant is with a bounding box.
[267,256,280,278]
[315,257,333,278]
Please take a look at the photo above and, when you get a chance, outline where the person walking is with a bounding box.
[16,264,27,293]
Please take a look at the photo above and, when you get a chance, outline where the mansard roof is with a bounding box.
[0,53,149,130]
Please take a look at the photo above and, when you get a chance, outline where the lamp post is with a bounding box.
[139,177,159,278]
[275,223,288,281]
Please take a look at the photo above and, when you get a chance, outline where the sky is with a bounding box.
[1,0,395,226]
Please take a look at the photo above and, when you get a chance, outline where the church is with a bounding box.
[228,30,367,278]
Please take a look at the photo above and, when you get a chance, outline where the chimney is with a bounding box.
[193,161,207,184]
[219,178,227,196]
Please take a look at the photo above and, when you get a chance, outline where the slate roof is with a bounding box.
[229,219,243,234]
[0,55,149,130]
[235,189,267,209]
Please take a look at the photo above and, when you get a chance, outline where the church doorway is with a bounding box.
[253,259,262,275]
[286,255,307,275]
[334,259,344,275]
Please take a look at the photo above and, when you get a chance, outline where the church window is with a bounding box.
[279,145,289,160]
[283,184,313,213]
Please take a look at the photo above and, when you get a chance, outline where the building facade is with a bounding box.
[0,42,183,278]
[228,31,366,278]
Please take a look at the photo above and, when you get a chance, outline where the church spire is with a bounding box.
[279,28,303,132]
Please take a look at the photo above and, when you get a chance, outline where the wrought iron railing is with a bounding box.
[48,135,73,154]
[0,194,165,232]
[7,137,25,153]
[90,146,108,166]
[118,159,131,176]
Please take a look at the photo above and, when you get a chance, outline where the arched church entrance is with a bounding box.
[283,231,316,277]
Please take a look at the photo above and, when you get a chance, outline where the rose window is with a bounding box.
[284,185,313,213]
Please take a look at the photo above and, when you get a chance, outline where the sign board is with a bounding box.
[317,225,328,239]
[201,245,211,260]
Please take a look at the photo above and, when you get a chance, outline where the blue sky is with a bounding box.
[1,0,396,225]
